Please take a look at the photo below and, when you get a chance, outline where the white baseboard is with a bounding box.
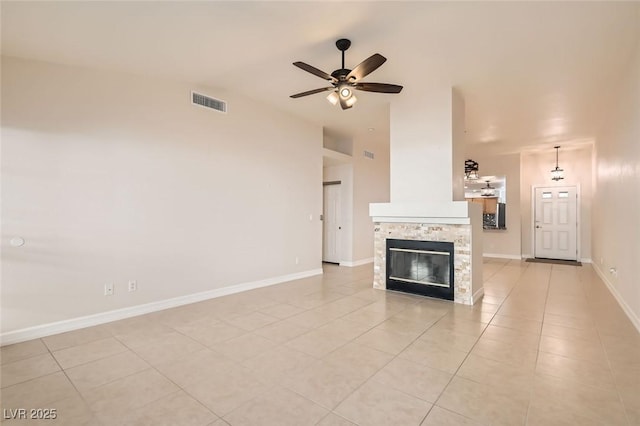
[0,268,323,346]
[339,258,374,267]
[521,254,592,264]
[483,253,522,260]
[592,263,640,334]
[472,287,485,304]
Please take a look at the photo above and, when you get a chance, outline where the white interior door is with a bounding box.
[323,184,341,263]
[534,186,578,260]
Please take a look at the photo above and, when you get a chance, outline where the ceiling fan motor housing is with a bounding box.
[331,69,352,81]
[335,38,351,52]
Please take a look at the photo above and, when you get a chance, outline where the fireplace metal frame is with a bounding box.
[385,238,455,300]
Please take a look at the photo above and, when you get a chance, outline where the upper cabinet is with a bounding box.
[465,197,497,214]
[484,197,497,214]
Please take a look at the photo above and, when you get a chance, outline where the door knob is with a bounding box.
[536,225,541,229]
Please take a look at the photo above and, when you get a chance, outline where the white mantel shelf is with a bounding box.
[370,201,479,224]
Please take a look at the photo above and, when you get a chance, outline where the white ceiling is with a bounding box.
[2,2,638,153]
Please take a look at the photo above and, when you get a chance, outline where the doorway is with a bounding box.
[533,186,578,261]
[322,182,341,263]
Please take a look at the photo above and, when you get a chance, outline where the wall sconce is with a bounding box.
[551,145,564,181]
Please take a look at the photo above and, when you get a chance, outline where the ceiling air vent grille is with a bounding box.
[192,91,227,113]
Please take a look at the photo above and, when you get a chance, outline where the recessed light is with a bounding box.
[368,127,375,132]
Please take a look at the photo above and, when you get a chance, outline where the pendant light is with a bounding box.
[481,180,495,197]
[464,159,480,180]
[551,146,564,181]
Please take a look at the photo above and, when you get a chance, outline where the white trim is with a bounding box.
[322,183,342,264]
[531,184,580,261]
[371,216,471,225]
[592,263,640,334]
[522,254,591,264]
[0,268,323,346]
[472,287,485,305]
[339,258,373,267]
[482,253,522,260]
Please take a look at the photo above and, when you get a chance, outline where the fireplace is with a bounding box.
[370,204,484,305]
[386,238,455,300]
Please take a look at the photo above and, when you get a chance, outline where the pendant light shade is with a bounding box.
[464,159,480,180]
[481,180,495,197]
[551,146,564,181]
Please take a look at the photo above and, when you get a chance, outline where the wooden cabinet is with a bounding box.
[484,197,497,214]
[466,197,498,214]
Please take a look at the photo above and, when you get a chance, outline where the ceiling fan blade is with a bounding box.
[293,62,336,82]
[346,54,387,81]
[290,87,333,98]
[354,82,403,94]
[339,96,352,110]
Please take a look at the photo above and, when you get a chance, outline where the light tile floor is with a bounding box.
[1,259,639,425]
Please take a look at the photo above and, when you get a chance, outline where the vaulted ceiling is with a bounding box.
[2,2,638,153]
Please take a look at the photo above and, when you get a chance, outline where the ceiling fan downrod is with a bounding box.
[336,38,351,71]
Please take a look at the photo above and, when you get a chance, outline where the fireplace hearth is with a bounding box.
[386,238,455,300]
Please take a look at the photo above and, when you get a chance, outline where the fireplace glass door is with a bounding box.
[388,248,450,287]
[386,239,455,300]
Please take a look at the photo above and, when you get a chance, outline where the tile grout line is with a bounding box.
[110,332,225,422]
[419,258,531,425]
[521,262,553,426]
[42,338,106,426]
[275,271,453,423]
[580,266,634,426]
[324,258,525,425]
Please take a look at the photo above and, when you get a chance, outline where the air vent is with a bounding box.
[364,150,375,160]
[191,91,227,113]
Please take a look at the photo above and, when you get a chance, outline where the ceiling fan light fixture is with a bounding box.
[291,39,403,110]
[339,86,352,99]
[326,91,339,105]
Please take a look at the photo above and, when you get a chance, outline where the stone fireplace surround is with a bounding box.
[370,201,484,305]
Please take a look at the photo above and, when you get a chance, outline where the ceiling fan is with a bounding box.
[290,38,403,110]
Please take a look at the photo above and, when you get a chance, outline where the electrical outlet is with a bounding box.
[295,257,300,265]
[104,283,114,296]
[128,280,137,292]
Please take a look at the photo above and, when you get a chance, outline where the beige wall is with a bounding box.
[592,28,640,328]
[465,152,522,258]
[390,85,453,203]
[352,127,391,263]
[1,57,323,333]
[322,123,390,265]
[520,146,593,261]
[451,89,466,201]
